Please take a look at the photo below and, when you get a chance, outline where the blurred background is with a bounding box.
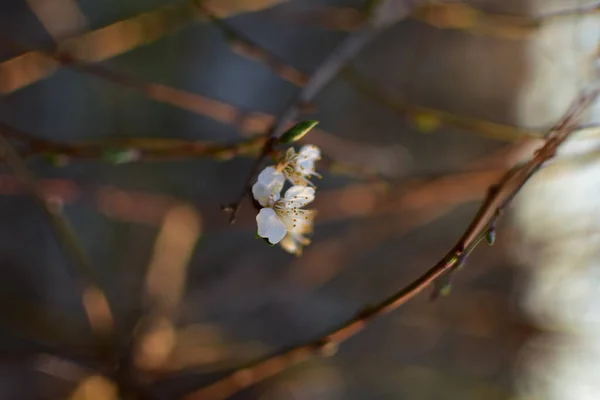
[0,0,598,399]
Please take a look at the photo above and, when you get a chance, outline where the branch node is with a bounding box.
[314,339,339,358]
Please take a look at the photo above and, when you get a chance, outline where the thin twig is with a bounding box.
[178,91,597,400]
[196,3,309,86]
[1,122,378,184]
[341,66,544,141]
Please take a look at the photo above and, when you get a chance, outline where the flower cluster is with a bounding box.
[252,145,321,256]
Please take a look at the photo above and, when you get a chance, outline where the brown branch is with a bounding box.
[0,0,294,94]
[0,122,267,161]
[341,66,545,142]
[193,9,562,145]
[0,122,380,185]
[197,4,309,86]
[178,91,597,400]
[0,130,115,338]
[264,3,600,38]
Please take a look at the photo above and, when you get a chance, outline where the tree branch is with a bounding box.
[0,130,114,339]
[178,90,598,400]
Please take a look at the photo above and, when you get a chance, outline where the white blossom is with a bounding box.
[253,167,315,245]
[279,210,315,256]
[276,145,321,187]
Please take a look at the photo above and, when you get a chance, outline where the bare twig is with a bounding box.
[196,3,309,86]
[179,91,597,400]
[265,3,600,38]
[0,121,267,161]
[195,10,562,144]
[0,131,114,338]
[341,66,545,141]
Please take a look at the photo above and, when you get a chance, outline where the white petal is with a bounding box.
[297,146,320,175]
[299,145,320,160]
[256,208,287,244]
[280,210,314,233]
[257,166,285,186]
[252,182,270,206]
[252,167,284,206]
[279,234,300,255]
[283,186,315,207]
[297,159,315,174]
[290,210,314,234]
[288,173,311,187]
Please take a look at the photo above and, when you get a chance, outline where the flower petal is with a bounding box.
[299,145,320,161]
[257,166,285,186]
[252,167,284,206]
[283,185,315,207]
[291,210,315,234]
[279,234,301,256]
[288,174,311,187]
[256,208,287,244]
[298,145,320,169]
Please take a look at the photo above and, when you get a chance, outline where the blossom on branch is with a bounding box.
[253,166,315,245]
[276,145,321,187]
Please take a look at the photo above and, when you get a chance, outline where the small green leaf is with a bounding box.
[43,153,70,167]
[102,149,140,165]
[448,255,460,267]
[486,228,496,245]
[439,282,452,297]
[412,111,441,133]
[278,120,319,144]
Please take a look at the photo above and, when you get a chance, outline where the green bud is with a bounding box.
[44,154,70,167]
[486,228,496,245]
[102,148,141,165]
[439,282,452,297]
[278,120,319,144]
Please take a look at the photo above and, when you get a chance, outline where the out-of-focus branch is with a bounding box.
[0,131,114,338]
[26,0,88,41]
[196,12,556,144]
[179,91,597,400]
[219,0,417,223]
[341,66,544,141]
[2,122,267,161]
[132,205,202,373]
[1,121,381,185]
[0,0,292,94]
[265,3,600,39]
[199,5,309,86]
